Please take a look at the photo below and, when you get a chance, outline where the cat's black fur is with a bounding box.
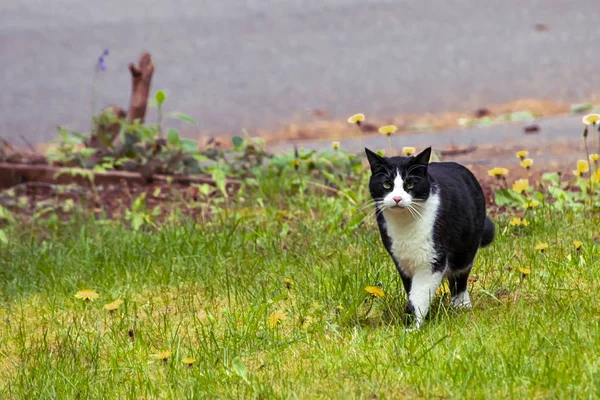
[365,146,495,326]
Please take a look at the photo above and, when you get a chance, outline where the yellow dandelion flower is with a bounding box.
[521,218,529,226]
[103,298,123,312]
[268,310,287,328]
[582,114,600,125]
[332,141,340,150]
[348,113,365,125]
[509,217,522,226]
[577,160,590,174]
[365,285,385,299]
[573,169,581,177]
[488,167,509,178]
[403,146,416,156]
[535,242,549,252]
[150,350,172,361]
[512,179,529,194]
[590,154,599,162]
[182,357,197,366]
[336,305,344,311]
[591,170,600,183]
[516,150,529,160]
[378,125,398,136]
[520,159,533,169]
[284,278,292,290]
[518,267,531,275]
[526,200,540,208]
[300,316,313,330]
[436,281,450,296]
[75,289,99,302]
[573,240,583,250]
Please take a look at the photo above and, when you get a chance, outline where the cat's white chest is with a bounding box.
[383,194,440,277]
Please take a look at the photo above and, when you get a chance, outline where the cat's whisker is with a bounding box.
[408,205,424,221]
[356,201,383,213]
[374,206,387,219]
[356,199,383,209]
[405,206,417,220]
[408,205,423,221]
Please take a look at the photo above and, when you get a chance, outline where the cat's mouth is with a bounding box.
[386,203,408,210]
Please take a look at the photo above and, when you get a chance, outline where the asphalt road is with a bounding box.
[2,0,600,145]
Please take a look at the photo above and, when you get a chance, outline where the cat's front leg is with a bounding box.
[406,267,444,330]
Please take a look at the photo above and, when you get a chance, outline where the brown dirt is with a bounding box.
[0,180,216,225]
[256,98,569,144]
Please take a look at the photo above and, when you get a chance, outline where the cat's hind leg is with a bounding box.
[448,263,473,309]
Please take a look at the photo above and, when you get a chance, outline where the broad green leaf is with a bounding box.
[211,168,227,199]
[0,206,15,223]
[542,172,560,186]
[232,356,249,383]
[166,111,197,125]
[193,154,211,162]
[155,90,166,105]
[494,188,526,207]
[0,230,7,245]
[181,139,198,153]
[198,184,211,196]
[232,136,244,148]
[167,128,181,146]
[131,214,144,231]
[547,186,573,202]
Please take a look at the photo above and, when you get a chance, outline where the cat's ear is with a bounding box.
[413,147,432,165]
[365,148,385,170]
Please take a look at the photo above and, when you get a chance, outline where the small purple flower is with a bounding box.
[97,50,109,72]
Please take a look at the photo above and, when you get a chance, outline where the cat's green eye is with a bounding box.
[405,182,414,190]
[383,182,392,189]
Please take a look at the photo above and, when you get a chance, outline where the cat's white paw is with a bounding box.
[405,319,424,332]
[451,291,472,309]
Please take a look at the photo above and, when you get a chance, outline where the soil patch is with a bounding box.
[256,98,569,144]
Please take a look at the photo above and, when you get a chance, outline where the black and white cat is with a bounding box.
[365,146,495,329]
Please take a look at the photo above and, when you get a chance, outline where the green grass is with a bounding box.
[1,187,600,399]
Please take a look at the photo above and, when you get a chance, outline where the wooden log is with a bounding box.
[0,162,240,190]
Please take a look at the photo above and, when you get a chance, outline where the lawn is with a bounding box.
[1,171,599,399]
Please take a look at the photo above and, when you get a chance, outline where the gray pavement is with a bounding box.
[2,0,600,145]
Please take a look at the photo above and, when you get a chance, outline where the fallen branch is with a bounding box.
[0,162,240,190]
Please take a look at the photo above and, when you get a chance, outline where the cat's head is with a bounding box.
[365,147,432,211]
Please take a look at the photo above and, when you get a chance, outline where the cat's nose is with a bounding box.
[393,196,402,204]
